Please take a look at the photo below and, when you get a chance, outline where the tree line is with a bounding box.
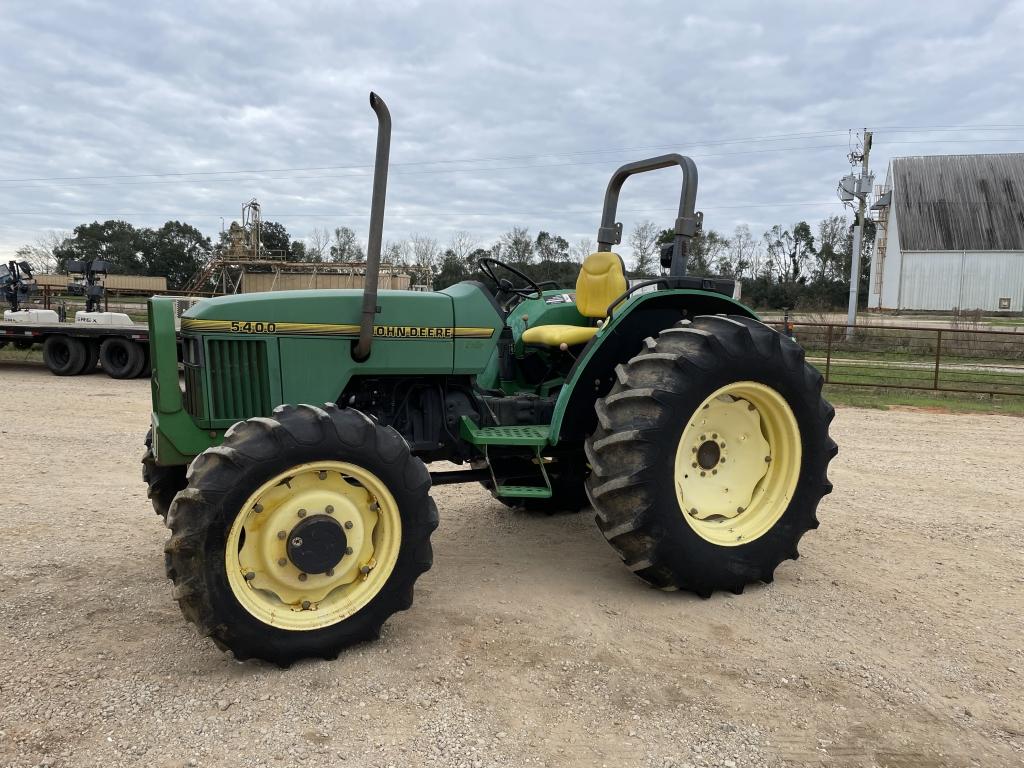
[13,213,874,310]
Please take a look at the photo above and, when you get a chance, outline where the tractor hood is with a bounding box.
[183,289,451,330]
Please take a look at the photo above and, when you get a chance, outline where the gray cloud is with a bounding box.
[1,0,1022,261]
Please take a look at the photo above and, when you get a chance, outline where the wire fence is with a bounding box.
[767,321,1024,397]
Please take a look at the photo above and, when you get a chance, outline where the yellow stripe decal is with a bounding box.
[181,318,495,339]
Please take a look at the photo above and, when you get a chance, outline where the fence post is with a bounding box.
[824,324,833,383]
[933,329,943,390]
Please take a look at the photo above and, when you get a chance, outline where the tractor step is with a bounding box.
[459,418,550,447]
[495,484,553,499]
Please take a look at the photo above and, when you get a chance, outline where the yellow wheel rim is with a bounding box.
[225,461,402,631]
[674,381,801,547]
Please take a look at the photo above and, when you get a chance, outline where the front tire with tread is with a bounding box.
[164,403,438,666]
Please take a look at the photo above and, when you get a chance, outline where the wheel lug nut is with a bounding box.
[277,558,287,567]
[244,571,255,581]
[700,471,706,477]
[344,521,354,529]
[298,573,308,582]
[302,600,311,609]
[297,508,307,518]
[318,471,327,480]
[325,504,334,514]
[712,433,718,439]
[689,508,698,516]
[253,503,263,513]
[765,456,771,463]
[737,507,745,514]
[345,547,354,555]
[691,462,698,469]
[325,568,334,577]
[277,530,286,540]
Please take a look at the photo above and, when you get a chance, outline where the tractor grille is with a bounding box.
[183,364,205,420]
[206,339,272,421]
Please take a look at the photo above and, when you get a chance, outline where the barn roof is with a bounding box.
[893,153,1024,251]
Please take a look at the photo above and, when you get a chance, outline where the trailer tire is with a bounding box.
[100,337,146,379]
[43,335,88,376]
[77,341,100,375]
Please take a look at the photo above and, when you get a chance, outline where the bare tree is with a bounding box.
[628,220,659,277]
[448,230,477,263]
[408,233,441,288]
[306,227,331,263]
[569,237,594,263]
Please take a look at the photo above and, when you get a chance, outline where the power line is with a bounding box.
[0,130,853,184]
[0,201,847,219]
[2,123,1020,186]
[0,143,856,190]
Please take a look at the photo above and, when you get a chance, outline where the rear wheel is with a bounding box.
[43,335,87,376]
[100,337,145,379]
[585,315,836,596]
[164,403,438,666]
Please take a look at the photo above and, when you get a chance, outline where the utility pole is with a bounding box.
[845,130,872,339]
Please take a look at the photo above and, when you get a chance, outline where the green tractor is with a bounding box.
[144,93,836,666]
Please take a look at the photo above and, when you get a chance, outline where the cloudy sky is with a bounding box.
[1,0,1022,264]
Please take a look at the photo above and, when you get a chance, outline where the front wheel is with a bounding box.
[164,403,438,666]
[585,315,836,596]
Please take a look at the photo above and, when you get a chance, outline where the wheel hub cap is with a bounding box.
[286,515,347,574]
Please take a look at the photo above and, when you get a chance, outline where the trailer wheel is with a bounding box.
[43,335,88,376]
[585,315,836,596]
[164,403,438,666]
[77,341,100,375]
[100,337,146,379]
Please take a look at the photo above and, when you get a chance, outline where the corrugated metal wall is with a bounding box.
[240,272,411,292]
[896,251,1024,311]
[35,273,168,291]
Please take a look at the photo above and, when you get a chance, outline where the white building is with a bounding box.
[867,153,1024,313]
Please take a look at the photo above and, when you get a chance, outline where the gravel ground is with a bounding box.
[0,362,1022,768]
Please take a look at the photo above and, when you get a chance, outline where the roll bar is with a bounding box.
[353,92,392,361]
[596,153,701,277]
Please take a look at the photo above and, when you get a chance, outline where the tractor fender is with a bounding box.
[548,289,757,445]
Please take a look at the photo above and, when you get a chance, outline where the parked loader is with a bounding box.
[143,93,836,665]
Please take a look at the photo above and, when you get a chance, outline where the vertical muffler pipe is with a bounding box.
[353,91,391,361]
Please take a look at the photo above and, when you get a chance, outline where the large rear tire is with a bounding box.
[164,403,438,666]
[585,315,836,596]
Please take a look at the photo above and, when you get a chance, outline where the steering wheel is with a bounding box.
[476,257,544,307]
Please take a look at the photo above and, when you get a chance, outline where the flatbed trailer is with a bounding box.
[0,319,164,379]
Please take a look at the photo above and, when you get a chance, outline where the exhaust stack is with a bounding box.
[354,91,391,361]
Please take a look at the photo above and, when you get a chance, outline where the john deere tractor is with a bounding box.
[144,93,836,665]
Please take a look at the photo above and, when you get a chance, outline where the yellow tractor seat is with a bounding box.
[521,251,627,347]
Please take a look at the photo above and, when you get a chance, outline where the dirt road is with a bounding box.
[1,363,1021,767]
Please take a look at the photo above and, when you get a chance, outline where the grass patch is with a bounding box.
[0,346,43,363]
[825,385,1024,415]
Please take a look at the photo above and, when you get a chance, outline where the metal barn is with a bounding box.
[868,153,1024,313]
